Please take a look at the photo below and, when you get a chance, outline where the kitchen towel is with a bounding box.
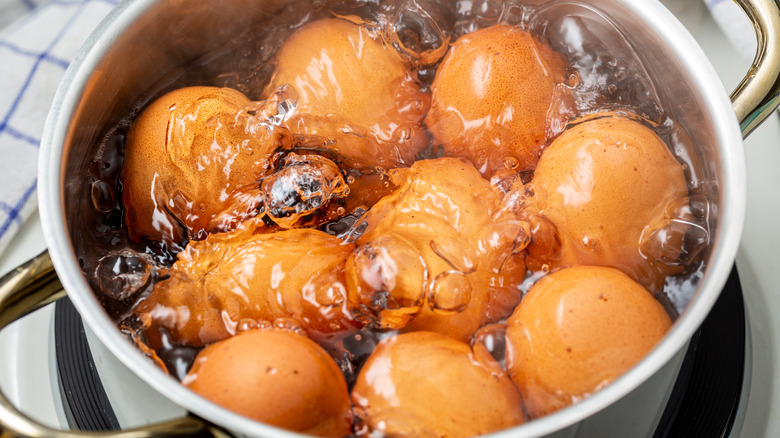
[0,0,118,256]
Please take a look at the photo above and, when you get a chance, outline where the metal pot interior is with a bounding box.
[39,0,746,436]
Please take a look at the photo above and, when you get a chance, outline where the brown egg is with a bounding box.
[184,328,352,437]
[505,265,672,418]
[345,157,527,342]
[122,86,280,243]
[425,24,569,175]
[265,18,430,167]
[524,114,690,291]
[351,331,525,437]
[134,227,358,349]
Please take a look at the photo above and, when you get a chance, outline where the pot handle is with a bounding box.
[731,0,780,138]
[0,251,230,438]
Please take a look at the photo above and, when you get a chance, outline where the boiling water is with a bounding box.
[80,0,709,400]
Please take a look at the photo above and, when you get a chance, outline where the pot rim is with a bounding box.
[38,0,747,436]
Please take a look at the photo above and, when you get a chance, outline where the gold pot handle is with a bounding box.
[0,251,230,438]
[730,0,780,138]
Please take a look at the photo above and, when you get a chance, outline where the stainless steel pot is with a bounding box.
[1,0,779,437]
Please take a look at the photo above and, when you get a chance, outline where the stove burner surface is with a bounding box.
[53,266,747,435]
[655,265,746,437]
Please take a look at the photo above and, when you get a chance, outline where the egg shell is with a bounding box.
[121,86,278,243]
[425,23,569,175]
[345,157,526,342]
[265,18,430,164]
[505,265,672,418]
[351,331,525,437]
[134,227,358,349]
[525,114,690,291]
[185,328,352,437]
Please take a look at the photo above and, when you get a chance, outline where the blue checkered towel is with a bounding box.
[0,0,118,255]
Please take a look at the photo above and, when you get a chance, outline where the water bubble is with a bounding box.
[90,180,116,213]
[478,219,531,259]
[273,317,306,335]
[581,235,597,250]
[497,0,533,26]
[472,323,508,367]
[237,318,272,332]
[639,201,709,267]
[500,183,533,211]
[323,0,384,22]
[496,250,527,291]
[342,218,370,243]
[641,218,708,267]
[346,233,426,329]
[429,270,472,314]
[118,313,146,338]
[215,72,241,89]
[251,84,299,127]
[333,329,381,388]
[503,155,520,170]
[322,207,367,240]
[430,238,473,272]
[688,194,710,219]
[170,190,193,211]
[453,0,502,37]
[520,268,549,295]
[386,0,453,66]
[156,342,203,381]
[663,264,704,314]
[209,184,266,233]
[566,72,581,87]
[526,213,562,265]
[311,280,348,308]
[261,153,348,228]
[95,250,154,301]
[544,10,664,119]
[489,168,521,194]
[238,318,257,332]
[416,67,437,84]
